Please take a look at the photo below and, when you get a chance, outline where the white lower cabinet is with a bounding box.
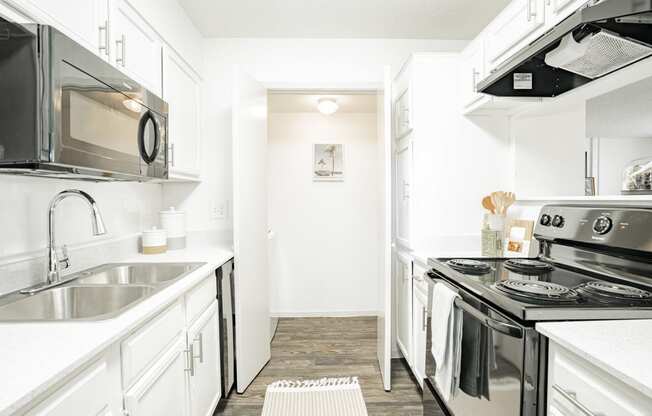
[188,302,222,416]
[124,335,190,416]
[22,274,222,416]
[395,251,413,366]
[26,353,121,416]
[411,262,428,388]
[548,341,652,416]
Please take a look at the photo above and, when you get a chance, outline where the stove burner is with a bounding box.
[578,281,652,302]
[494,279,580,302]
[504,259,554,273]
[446,259,491,275]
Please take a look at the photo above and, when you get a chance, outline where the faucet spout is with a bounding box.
[47,189,107,284]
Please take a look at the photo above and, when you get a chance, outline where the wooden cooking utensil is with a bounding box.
[503,192,516,214]
[482,196,496,214]
[490,191,505,216]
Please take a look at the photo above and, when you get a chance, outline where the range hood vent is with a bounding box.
[478,0,652,97]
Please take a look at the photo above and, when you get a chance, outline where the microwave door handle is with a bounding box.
[454,298,523,339]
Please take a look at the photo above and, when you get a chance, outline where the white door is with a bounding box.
[163,47,202,180]
[8,0,109,58]
[111,0,162,95]
[188,302,221,416]
[377,67,393,392]
[395,251,413,366]
[232,66,271,393]
[461,38,486,109]
[124,336,190,416]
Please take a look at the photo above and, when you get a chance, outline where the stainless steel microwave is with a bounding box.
[0,17,168,181]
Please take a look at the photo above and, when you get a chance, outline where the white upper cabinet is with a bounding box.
[546,0,588,26]
[486,0,547,71]
[163,46,202,180]
[6,0,109,58]
[395,138,413,249]
[461,37,486,109]
[111,0,163,96]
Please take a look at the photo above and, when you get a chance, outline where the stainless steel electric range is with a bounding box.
[423,205,652,416]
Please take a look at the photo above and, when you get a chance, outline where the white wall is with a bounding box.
[267,112,380,316]
[165,38,467,235]
[0,177,161,260]
[512,107,587,198]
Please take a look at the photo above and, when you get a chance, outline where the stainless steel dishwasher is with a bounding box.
[217,259,236,399]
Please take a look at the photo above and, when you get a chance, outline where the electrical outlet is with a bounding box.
[211,201,226,220]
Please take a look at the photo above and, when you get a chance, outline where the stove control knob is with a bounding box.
[540,214,552,226]
[552,215,565,228]
[593,216,613,235]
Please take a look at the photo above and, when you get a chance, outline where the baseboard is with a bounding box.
[271,310,380,318]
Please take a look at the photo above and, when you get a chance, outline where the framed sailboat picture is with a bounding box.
[313,143,344,181]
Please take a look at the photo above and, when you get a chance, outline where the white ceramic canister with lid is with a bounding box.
[160,207,186,250]
[142,227,167,254]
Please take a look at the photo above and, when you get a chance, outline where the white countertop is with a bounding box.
[537,320,652,398]
[0,243,233,416]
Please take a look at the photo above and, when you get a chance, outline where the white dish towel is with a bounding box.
[430,282,463,401]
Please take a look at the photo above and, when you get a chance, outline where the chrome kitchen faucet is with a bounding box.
[20,190,107,295]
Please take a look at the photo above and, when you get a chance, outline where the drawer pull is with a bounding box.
[552,384,605,416]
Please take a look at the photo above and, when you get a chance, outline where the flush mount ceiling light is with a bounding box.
[317,98,338,115]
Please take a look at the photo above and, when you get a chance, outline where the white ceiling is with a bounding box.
[178,0,510,39]
[268,93,377,114]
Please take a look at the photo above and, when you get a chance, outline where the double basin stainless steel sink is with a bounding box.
[0,263,205,322]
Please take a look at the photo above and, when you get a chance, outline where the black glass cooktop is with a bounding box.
[428,257,652,322]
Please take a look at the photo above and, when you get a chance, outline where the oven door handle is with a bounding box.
[454,298,523,339]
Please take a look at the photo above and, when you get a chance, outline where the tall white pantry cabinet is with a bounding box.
[392,53,460,384]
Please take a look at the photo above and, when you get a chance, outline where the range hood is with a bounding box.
[478,0,652,97]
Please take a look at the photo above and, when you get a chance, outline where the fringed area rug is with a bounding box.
[261,377,369,416]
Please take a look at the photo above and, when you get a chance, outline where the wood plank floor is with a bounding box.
[215,317,423,416]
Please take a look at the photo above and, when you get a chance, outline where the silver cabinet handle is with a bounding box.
[193,333,204,364]
[422,307,427,331]
[169,143,175,167]
[116,34,126,66]
[552,384,605,416]
[98,21,109,57]
[185,344,195,376]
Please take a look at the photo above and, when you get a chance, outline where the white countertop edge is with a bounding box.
[536,321,652,399]
[0,247,233,416]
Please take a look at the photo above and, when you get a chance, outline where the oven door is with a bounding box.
[425,276,540,416]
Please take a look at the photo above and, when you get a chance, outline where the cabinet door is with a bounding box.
[546,0,588,26]
[125,335,190,416]
[163,47,202,180]
[395,251,413,365]
[111,0,162,96]
[411,271,428,388]
[486,0,546,71]
[6,0,109,58]
[26,358,115,416]
[461,38,486,109]
[188,302,222,416]
[395,139,413,249]
[394,88,412,141]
